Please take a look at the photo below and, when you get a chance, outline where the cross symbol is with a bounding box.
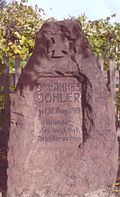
[48,35,70,58]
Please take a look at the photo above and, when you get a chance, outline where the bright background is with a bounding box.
[9,0,120,22]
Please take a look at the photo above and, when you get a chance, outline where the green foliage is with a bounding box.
[0,3,120,118]
[78,14,120,69]
[78,14,120,118]
[0,0,44,64]
[0,0,44,112]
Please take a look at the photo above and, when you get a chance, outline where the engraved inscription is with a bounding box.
[34,77,83,148]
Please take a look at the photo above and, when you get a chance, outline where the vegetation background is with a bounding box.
[0,0,120,195]
[0,0,120,112]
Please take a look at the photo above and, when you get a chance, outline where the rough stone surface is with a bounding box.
[6,188,118,197]
[84,186,116,197]
[7,20,118,196]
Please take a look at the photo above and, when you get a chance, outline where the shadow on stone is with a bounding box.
[0,102,10,196]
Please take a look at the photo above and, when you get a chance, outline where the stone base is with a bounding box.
[84,186,116,197]
[7,186,117,197]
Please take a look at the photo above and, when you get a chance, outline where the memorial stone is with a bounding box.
[7,20,118,196]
